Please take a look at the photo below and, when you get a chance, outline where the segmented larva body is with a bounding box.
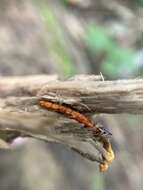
[39,100,115,172]
[39,100,100,134]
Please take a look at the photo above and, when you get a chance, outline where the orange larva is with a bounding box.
[39,100,101,134]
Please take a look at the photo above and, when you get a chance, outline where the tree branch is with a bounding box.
[0,74,141,169]
[0,74,143,114]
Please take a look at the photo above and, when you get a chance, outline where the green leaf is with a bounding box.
[85,25,114,52]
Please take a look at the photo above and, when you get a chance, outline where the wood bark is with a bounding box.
[0,74,142,163]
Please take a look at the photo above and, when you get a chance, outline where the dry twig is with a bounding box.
[0,74,142,170]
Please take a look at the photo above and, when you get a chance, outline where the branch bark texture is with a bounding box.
[0,74,143,134]
[0,74,142,164]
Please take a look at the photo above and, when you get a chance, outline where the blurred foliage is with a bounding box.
[92,173,105,190]
[85,25,113,51]
[34,0,75,77]
[85,24,136,78]
[137,0,143,6]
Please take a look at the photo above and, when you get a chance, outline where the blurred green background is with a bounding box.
[0,0,143,190]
